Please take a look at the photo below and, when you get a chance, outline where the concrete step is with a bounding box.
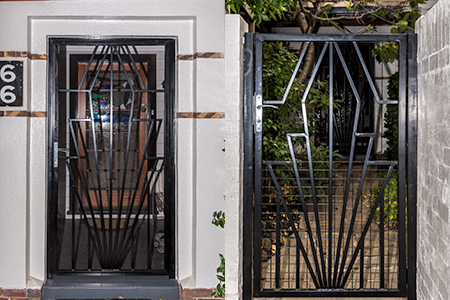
[42,274,180,300]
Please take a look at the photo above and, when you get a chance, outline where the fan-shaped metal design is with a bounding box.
[248,34,413,298]
[52,41,168,272]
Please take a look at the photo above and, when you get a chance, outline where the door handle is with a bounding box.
[53,142,70,168]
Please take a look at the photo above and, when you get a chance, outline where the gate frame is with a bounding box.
[46,36,176,279]
[242,33,417,299]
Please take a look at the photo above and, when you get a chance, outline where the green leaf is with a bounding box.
[396,20,408,29]
[390,27,399,34]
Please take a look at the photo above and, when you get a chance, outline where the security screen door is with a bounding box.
[47,38,175,277]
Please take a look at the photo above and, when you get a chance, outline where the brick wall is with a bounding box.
[0,289,41,300]
[181,288,221,300]
[416,2,450,300]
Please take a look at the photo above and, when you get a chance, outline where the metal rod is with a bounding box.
[339,164,397,287]
[85,48,111,259]
[85,45,107,89]
[276,187,281,289]
[116,121,155,260]
[77,45,99,90]
[125,45,147,90]
[118,159,159,263]
[108,45,114,262]
[397,35,408,295]
[267,164,320,288]
[243,32,254,300]
[109,46,140,266]
[286,134,325,287]
[328,42,334,287]
[299,42,330,287]
[380,188,385,289]
[64,156,104,264]
[407,33,418,300]
[360,238,364,289]
[253,35,264,294]
[336,134,374,286]
[257,33,403,43]
[332,42,363,287]
[352,42,397,105]
[265,41,310,105]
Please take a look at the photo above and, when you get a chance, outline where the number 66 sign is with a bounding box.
[0,61,23,106]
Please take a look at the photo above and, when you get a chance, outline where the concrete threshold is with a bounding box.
[42,274,180,300]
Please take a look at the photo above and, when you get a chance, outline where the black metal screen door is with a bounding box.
[47,38,175,277]
[243,34,417,298]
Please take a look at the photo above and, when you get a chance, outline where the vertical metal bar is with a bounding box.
[328,42,334,287]
[296,246,300,289]
[407,33,418,300]
[253,34,264,295]
[340,163,396,287]
[125,45,147,90]
[86,48,111,258]
[380,189,385,289]
[336,134,374,287]
[243,32,254,300]
[275,190,281,289]
[118,159,158,264]
[397,35,408,295]
[71,169,76,270]
[68,121,106,263]
[111,46,139,266]
[117,120,155,256]
[77,45,99,90]
[88,228,93,270]
[332,42,362,287]
[287,135,324,287]
[300,43,330,288]
[147,184,152,270]
[360,239,364,289]
[267,164,320,288]
[163,39,176,278]
[47,39,59,278]
[108,46,114,262]
[64,157,104,265]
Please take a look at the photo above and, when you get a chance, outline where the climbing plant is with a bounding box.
[211,211,225,297]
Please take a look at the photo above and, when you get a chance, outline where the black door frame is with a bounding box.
[47,37,176,279]
[242,33,417,299]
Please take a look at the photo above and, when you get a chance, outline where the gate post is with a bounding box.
[407,33,418,300]
[243,32,254,300]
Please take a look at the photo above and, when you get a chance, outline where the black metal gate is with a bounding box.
[47,37,175,277]
[243,34,417,298]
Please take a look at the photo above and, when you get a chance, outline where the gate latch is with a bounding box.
[255,95,278,133]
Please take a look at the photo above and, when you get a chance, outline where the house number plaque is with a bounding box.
[0,61,23,106]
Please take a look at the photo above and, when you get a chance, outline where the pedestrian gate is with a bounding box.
[243,34,417,298]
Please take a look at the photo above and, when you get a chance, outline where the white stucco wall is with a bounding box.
[0,0,245,295]
[224,15,247,300]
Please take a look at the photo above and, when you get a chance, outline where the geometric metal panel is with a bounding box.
[47,38,175,278]
[244,33,417,298]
